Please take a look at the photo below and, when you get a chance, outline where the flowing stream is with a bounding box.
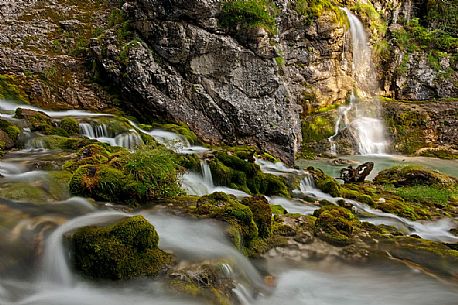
[1,92,458,305]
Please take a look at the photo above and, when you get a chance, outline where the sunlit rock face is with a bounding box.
[90,0,358,163]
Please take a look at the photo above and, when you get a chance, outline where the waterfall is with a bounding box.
[79,123,143,151]
[181,161,249,197]
[330,8,389,155]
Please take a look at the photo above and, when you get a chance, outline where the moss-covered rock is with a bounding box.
[313,206,360,246]
[195,192,258,250]
[167,262,235,305]
[241,196,272,238]
[14,108,55,134]
[307,167,341,197]
[67,145,184,205]
[69,215,172,280]
[0,119,21,151]
[209,151,289,197]
[58,117,80,136]
[374,165,457,188]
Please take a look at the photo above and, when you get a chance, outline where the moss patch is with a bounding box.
[313,206,360,246]
[69,215,172,280]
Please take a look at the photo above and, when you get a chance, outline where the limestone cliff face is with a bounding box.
[0,0,112,110]
[91,0,356,163]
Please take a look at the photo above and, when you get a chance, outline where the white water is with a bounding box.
[298,174,458,243]
[181,161,250,197]
[330,8,389,156]
[79,123,143,151]
[148,129,209,154]
[0,100,111,118]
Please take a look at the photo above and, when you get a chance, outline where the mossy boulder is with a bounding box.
[374,165,457,188]
[241,196,272,238]
[14,108,55,134]
[195,192,258,250]
[69,215,172,280]
[68,145,184,205]
[0,119,21,151]
[69,164,136,203]
[307,167,341,197]
[58,117,80,136]
[313,206,360,246]
[209,151,289,197]
[167,262,235,305]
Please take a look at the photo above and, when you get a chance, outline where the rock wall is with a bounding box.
[382,100,458,157]
[91,0,357,163]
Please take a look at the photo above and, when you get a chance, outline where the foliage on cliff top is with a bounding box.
[426,0,458,37]
[294,0,347,25]
[219,0,278,34]
[392,18,458,53]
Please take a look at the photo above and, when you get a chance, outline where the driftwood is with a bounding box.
[339,162,374,183]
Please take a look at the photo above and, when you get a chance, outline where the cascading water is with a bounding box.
[330,8,389,155]
[79,123,143,151]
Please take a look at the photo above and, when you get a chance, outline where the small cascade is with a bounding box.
[181,161,249,197]
[201,161,214,186]
[329,8,389,156]
[79,123,109,139]
[114,131,143,151]
[40,211,126,286]
[255,158,302,176]
[79,123,143,151]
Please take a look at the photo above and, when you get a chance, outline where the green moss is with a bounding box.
[208,151,289,197]
[418,148,458,160]
[241,196,272,238]
[374,165,457,188]
[0,75,28,102]
[271,204,287,215]
[125,147,184,199]
[0,182,49,203]
[313,206,360,246]
[219,0,278,35]
[0,119,21,144]
[307,167,341,197]
[153,123,200,145]
[68,145,184,205]
[58,118,80,136]
[196,193,258,250]
[69,215,172,280]
[295,0,346,26]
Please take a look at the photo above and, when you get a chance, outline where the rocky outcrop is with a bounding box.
[383,100,458,157]
[0,0,112,110]
[90,0,357,163]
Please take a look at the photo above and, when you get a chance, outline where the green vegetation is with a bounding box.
[219,0,278,34]
[294,0,346,26]
[426,0,458,36]
[313,206,360,246]
[68,144,184,205]
[300,113,335,159]
[350,1,387,39]
[393,18,458,53]
[0,75,28,102]
[195,192,259,251]
[383,106,429,155]
[307,167,341,197]
[69,215,172,280]
[208,150,289,197]
[373,165,457,188]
